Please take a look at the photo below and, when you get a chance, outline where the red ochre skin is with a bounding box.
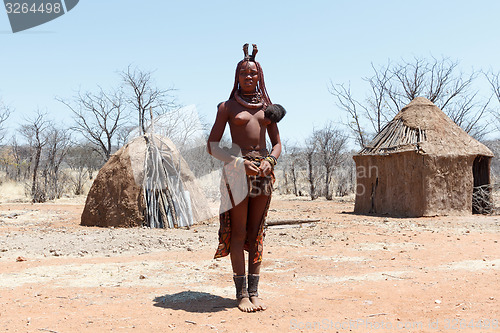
[207,60,282,312]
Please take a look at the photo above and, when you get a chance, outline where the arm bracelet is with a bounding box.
[264,155,277,168]
[233,157,242,168]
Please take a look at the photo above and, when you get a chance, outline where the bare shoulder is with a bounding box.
[218,99,240,117]
[214,100,228,117]
[221,99,239,110]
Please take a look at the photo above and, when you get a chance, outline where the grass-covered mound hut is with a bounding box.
[81,134,213,228]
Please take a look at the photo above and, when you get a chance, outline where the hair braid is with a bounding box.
[229,60,271,106]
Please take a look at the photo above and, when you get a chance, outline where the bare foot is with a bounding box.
[250,296,266,311]
[238,297,257,312]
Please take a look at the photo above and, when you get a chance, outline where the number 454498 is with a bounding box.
[5,2,62,14]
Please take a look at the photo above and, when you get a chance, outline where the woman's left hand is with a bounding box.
[259,160,273,176]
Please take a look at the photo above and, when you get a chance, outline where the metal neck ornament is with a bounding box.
[235,90,263,109]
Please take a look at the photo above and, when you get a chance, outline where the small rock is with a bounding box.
[16,256,27,262]
[435,299,442,304]
[139,275,146,279]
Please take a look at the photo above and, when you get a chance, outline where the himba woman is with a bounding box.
[207,44,285,312]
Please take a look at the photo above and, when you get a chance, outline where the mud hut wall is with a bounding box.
[422,155,474,216]
[81,147,145,227]
[353,152,426,216]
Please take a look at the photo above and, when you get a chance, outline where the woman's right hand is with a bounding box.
[243,160,260,176]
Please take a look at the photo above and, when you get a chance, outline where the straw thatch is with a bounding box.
[359,97,492,157]
[354,97,493,217]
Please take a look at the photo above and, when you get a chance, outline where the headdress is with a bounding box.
[243,43,258,62]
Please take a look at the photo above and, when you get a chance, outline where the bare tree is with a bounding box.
[0,99,12,143]
[66,143,103,195]
[275,139,291,195]
[66,147,88,195]
[485,70,500,133]
[151,106,208,150]
[58,87,125,160]
[115,124,136,149]
[9,136,31,181]
[289,146,304,196]
[486,70,500,101]
[331,56,491,146]
[280,129,352,199]
[335,152,356,197]
[19,111,50,202]
[0,146,12,182]
[121,66,177,135]
[40,126,71,199]
[284,144,307,196]
[328,83,366,147]
[304,135,320,200]
[313,123,349,200]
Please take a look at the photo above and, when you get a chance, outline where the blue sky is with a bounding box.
[1,1,500,146]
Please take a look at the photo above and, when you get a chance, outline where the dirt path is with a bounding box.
[0,196,499,332]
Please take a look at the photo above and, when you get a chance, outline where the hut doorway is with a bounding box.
[472,155,491,214]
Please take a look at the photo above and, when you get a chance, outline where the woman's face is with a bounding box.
[238,61,259,93]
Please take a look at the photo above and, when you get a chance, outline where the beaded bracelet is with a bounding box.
[264,155,277,168]
[268,155,277,165]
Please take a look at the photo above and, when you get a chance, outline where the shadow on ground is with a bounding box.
[153,291,234,313]
[340,210,411,219]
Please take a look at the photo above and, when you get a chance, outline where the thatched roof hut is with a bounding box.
[353,97,493,216]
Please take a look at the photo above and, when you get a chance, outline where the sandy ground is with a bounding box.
[0,195,499,333]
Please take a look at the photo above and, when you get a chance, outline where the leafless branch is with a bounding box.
[58,87,126,160]
[19,110,50,202]
[330,56,492,147]
[121,66,178,135]
[328,82,366,147]
[0,99,12,143]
